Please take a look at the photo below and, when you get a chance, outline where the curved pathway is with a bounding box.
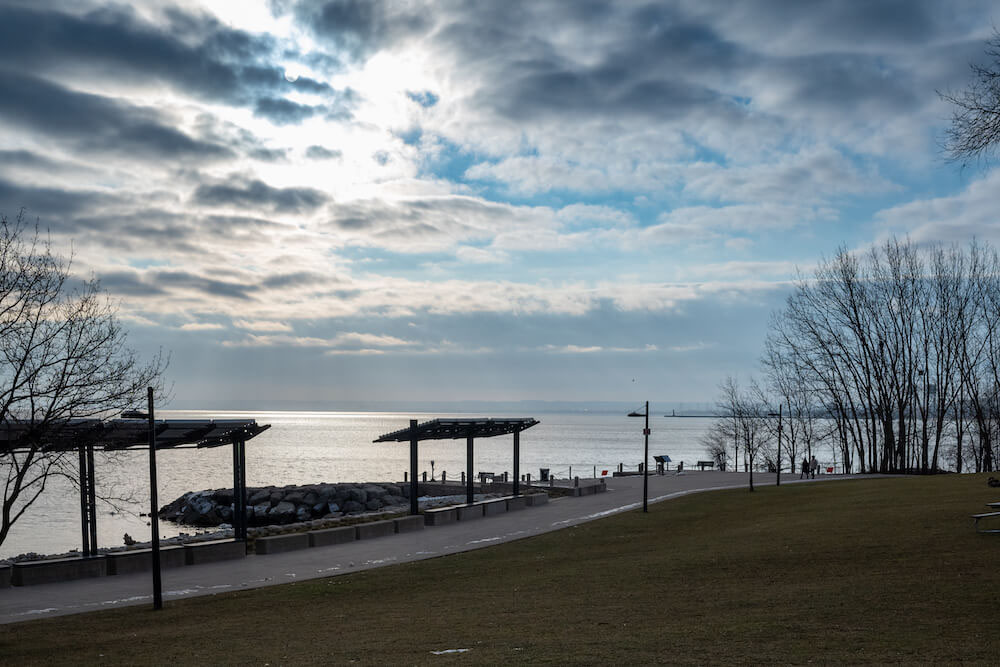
[0,471,863,624]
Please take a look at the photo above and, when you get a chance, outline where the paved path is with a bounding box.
[0,471,858,624]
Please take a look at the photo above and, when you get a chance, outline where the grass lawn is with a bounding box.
[3,473,999,664]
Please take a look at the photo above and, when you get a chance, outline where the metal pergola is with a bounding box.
[374,417,540,514]
[0,417,270,556]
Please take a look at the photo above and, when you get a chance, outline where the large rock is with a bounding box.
[268,501,296,524]
[342,500,364,514]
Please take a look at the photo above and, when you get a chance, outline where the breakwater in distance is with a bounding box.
[1,410,721,559]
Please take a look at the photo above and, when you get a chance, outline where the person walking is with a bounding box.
[800,457,809,479]
[809,455,818,479]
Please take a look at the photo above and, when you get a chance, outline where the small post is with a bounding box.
[422,471,427,482]
[643,400,649,513]
[593,465,596,478]
[404,471,408,483]
[619,462,623,473]
[462,471,466,485]
[526,473,531,486]
[574,476,579,488]
[569,465,572,479]
[147,386,163,611]
[442,471,447,483]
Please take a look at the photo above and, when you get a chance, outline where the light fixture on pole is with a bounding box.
[768,404,783,487]
[628,401,650,512]
[122,387,161,611]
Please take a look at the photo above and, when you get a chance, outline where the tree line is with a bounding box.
[706,239,1000,476]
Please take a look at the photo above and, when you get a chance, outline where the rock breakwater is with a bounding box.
[159,482,410,527]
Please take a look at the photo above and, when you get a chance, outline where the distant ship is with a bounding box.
[627,410,643,417]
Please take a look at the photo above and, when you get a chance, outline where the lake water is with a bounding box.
[0,410,717,559]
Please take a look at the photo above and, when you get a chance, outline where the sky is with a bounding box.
[0,0,998,410]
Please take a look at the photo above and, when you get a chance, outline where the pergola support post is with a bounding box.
[513,428,521,496]
[86,442,97,554]
[409,420,418,516]
[238,436,247,540]
[78,445,90,557]
[466,434,474,505]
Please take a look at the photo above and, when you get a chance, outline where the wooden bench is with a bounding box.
[972,510,1000,533]
[697,460,714,470]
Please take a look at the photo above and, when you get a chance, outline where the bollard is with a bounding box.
[503,472,508,483]
[461,471,466,485]
[569,465,572,479]
[638,463,643,473]
[574,476,579,488]
[404,471,408,483]
[593,466,596,479]
[422,471,427,482]
[526,473,531,486]
[442,471,447,483]
[618,462,623,473]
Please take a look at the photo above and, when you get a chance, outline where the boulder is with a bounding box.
[295,506,312,522]
[248,489,271,506]
[365,498,383,511]
[342,500,364,514]
[285,491,306,504]
[348,488,367,504]
[269,501,297,524]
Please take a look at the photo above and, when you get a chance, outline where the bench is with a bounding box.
[11,556,106,586]
[256,532,310,555]
[393,515,425,533]
[423,506,458,526]
[184,539,246,565]
[309,525,357,547]
[697,460,714,470]
[106,545,186,575]
[971,511,1000,533]
[0,563,10,588]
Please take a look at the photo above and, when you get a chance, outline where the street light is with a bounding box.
[628,401,650,512]
[768,403,783,487]
[123,387,161,610]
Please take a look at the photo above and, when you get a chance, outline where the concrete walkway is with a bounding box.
[0,471,858,624]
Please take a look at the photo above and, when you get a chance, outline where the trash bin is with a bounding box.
[539,468,550,481]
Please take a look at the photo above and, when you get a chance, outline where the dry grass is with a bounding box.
[3,473,999,665]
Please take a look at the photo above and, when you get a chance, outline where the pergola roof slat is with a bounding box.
[374,417,539,442]
[0,418,271,453]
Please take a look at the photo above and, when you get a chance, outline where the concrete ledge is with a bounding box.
[309,526,357,547]
[184,539,246,565]
[106,546,185,575]
[423,507,457,526]
[483,499,508,516]
[525,493,549,506]
[256,533,310,555]
[356,519,396,540]
[11,556,106,586]
[506,496,528,511]
[0,564,11,588]
[394,515,424,533]
[457,504,484,521]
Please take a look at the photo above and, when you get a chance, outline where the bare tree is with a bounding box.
[940,30,1000,165]
[0,211,165,548]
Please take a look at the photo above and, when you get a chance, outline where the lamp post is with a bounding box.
[768,403,783,487]
[628,401,650,513]
[122,387,161,610]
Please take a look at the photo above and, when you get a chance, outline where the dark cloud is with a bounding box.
[193,179,329,213]
[254,97,319,124]
[248,147,291,162]
[0,177,113,221]
[0,70,233,161]
[0,4,344,117]
[288,0,430,60]
[305,145,343,160]
[261,271,329,289]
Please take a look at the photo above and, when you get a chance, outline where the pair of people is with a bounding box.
[800,455,819,479]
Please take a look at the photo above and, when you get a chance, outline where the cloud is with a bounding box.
[0,70,233,162]
[305,145,343,160]
[179,322,225,331]
[193,178,329,213]
[233,319,293,332]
